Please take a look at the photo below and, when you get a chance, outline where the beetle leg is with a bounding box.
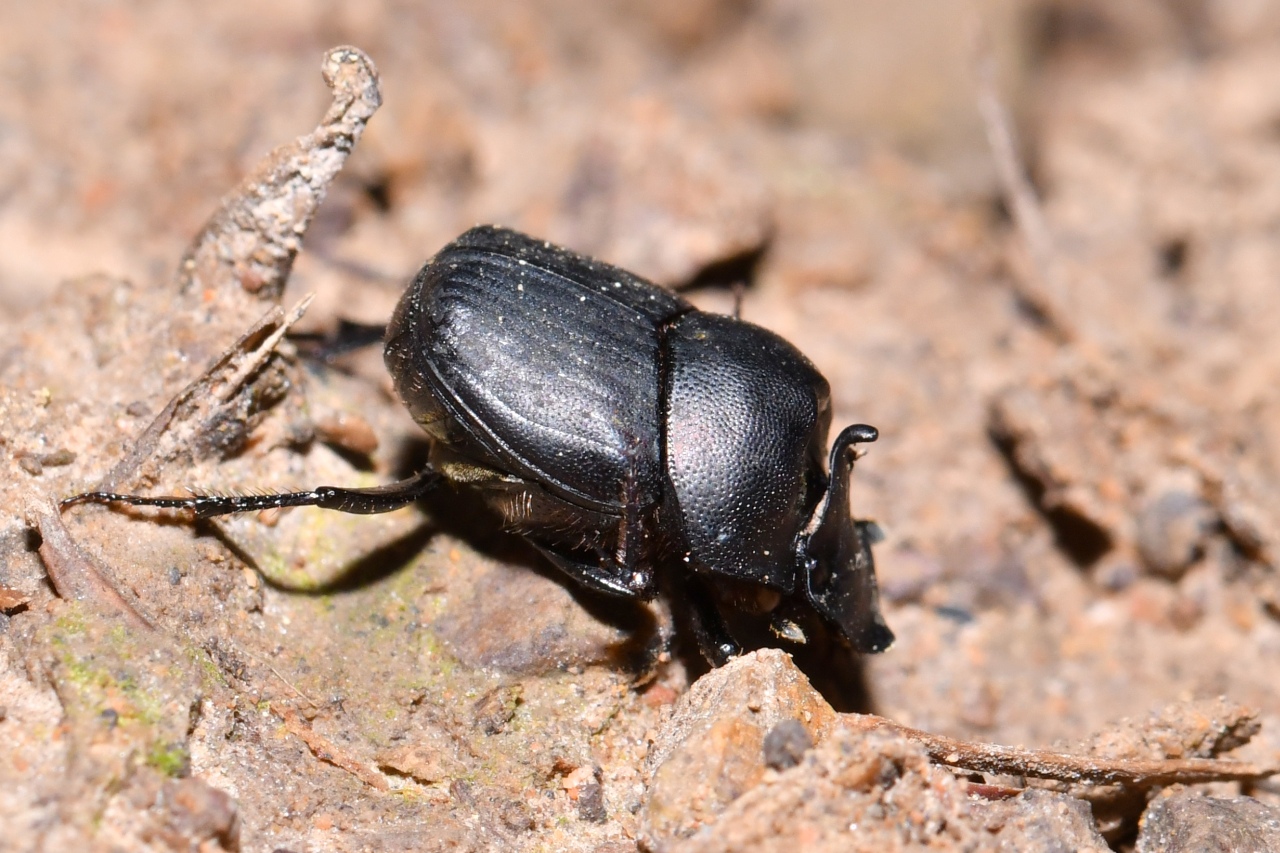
[526,482,655,599]
[680,572,741,666]
[474,464,657,599]
[611,448,650,585]
[291,319,388,363]
[61,468,441,519]
[528,543,654,599]
[731,282,745,320]
[527,437,658,598]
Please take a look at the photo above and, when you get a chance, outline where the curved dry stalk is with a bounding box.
[842,713,1276,787]
[177,46,381,301]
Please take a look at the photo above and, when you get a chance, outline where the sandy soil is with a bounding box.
[3,2,1280,851]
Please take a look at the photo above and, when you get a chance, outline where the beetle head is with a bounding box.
[798,424,895,653]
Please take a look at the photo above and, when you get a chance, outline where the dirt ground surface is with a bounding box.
[5,2,1280,851]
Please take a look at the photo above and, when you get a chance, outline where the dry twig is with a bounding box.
[281,708,390,791]
[842,714,1276,787]
[975,56,1077,345]
[93,295,313,494]
[178,46,381,300]
[28,499,156,631]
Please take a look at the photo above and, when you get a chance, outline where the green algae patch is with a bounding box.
[212,463,430,591]
[37,602,204,780]
[145,740,191,777]
[184,643,229,692]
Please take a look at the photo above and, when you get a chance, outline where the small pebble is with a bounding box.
[763,718,813,770]
[576,782,607,823]
[39,449,76,467]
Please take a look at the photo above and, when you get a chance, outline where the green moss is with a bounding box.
[184,644,229,691]
[50,605,89,640]
[59,654,105,690]
[145,741,190,777]
[254,550,321,590]
[50,624,169,726]
[418,632,456,679]
[106,622,128,647]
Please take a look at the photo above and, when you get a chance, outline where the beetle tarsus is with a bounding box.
[529,542,655,599]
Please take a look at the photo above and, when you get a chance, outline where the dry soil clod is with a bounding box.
[643,650,1280,849]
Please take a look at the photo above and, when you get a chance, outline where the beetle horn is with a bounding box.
[800,424,895,653]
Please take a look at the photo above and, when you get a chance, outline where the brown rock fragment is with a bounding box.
[377,725,468,785]
[154,777,242,852]
[1135,470,1213,579]
[576,781,608,824]
[472,683,523,735]
[1073,697,1261,763]
[762,718,813,771]
[668,727,987,853]
[0,586,30,613]
[973,788,1109,852]
[1137,791,1280,853]
[642,649,836,845]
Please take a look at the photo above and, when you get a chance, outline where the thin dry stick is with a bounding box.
[217,294,314,404]
[843,714,1276,787]
[238,646,319,707]
[178,46,381,301]
[976,58,1077,345]
[29,499,156,632]
[94,305,281,491]
[94,295,312,494]
[281,708,390,791]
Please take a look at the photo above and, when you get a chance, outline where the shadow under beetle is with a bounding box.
[64,226,894,665]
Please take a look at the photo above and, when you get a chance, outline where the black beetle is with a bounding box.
[64,225,894,665]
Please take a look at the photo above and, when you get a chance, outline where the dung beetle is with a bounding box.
[64,226,894,665]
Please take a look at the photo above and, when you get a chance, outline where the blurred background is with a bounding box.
[9,0,1275,314]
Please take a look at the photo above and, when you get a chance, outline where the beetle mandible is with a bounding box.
[64,225,894,665]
